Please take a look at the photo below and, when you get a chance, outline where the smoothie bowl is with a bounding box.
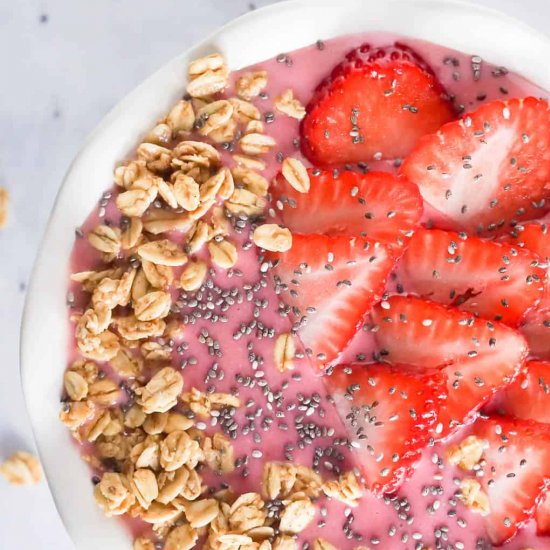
[20,0,550,549]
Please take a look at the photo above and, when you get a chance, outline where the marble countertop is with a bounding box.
[1,0,550,548]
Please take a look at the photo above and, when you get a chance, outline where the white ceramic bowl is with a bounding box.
[20,0,550,548]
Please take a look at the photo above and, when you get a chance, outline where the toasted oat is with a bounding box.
[232,154,267,172]
[447,435,487,471]
[135,367,184,414]
[143,412,169,435]
[322,470,364,507]
[172,140,221,168]
[137,143,172,173]
[146,123,172,145]
[229,493,267,532]
[166,100,195,134]
[94,472,135,516]
[163,318,185,340]
[88,378,121,406]
[131,436,161,470]
[236,70,268,100]
[134,291,172,321]
[282,157,310,193]
[245,120,265,135]
[160,430,203,471]
[0,452,42,485]
[114,160,148,189]
[225,188,266,217]
[229,97,261,123]
[69,360,99,385]
[140,501,181,524]
[64,370,89,401]
[208,239,238,269]
[216,167,235,201]
[86,410,114,442]
[215,534,254,548]
[141,340,172,361]
[187,222,211,255]
[121,217,143,249]
[173,173,200,211]
[312,540,337,550]
[70,268,123,293]
[59,401,95,430]
[158,465,201,504]
[273,536,298,550]
[124,404,147,429]
[157,179,179,208]
[293,465,323,498]
[240,133,276,156]
[77,329,120,362]
[165,412,194,433]
[184,498,219,528]
[142,210,193,234]
[131,468,159,509]
[262,462,297,500]
[180,259,208,292]
[187,53,229,98]
[210,206,231,238]
[92,269,136,309]
[275,89,306,120]
[232,166,269,196]
[203,433,235,474]
[88,224,121,255]
[459,478,490,515]
[142,260,174,289]
[137,239,188,267]
[197,100,234,136]
[253,224,292,252]
[133,537,155,550]
[165,524,198,550]
[115,315,166,341]
[273,333,296,372]
[279,496,315,534]
[0,187,8,228]
[199,168,226,202]
[116,181,158,217]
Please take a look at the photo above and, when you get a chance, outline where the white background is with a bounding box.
[2,0,550,548]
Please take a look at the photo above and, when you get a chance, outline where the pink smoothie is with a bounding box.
[67,32,550,549]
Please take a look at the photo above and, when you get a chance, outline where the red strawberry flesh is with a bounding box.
[301,43,456,165]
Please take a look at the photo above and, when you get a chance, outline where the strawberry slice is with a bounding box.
[536,493,550,536]
[469,416,550,545]
[400,97,550,235]
[504,222,550,264]
[501,360,550,423]
[301,43,455,165]
[399,227,546,325]
[520,305,550,360]
[267,234,393,368]
[371,296,527,438]
[330,363,445,495]
[271,169,423,250]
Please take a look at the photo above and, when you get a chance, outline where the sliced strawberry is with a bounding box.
[520,305,550,360]
[401,97,550,235]
[330,363,445,494]
[371,296,527,438]
[399,227,546,324]
[301,43,455,165]
[271,169,423,250]
[500,360,550,423]
[536,492,550,535]
[267,234,393,368]
[469,416,550,545]
[504,222,550,264]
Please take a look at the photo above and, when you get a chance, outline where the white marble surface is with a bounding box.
[1,0,550,548]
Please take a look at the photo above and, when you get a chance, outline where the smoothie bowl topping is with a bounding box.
[61,30,550,550]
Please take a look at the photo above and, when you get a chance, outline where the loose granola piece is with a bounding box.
[232,154,267,172]
[71,268,123,293]
[273,536,298,550]
[275,89,306,120]
[160,430,203,471]
[225,188,267,217]
[184,498,220,528]
[121,217,143,249]
[111,347,143,378]
[312,540,337,550]
[173,173,201,211]
[59,401,96,430]
[180,259,208,291]
[186,221,210,256]
[182,387,239,418]
[157,465,202,504]
[208,239,238,269]
[143,412,169,435]
[137,239,188,267]
[229,97,261,123]
[69,360,99,384]
[157,179,179,208]
[63,370,89,401]
[115,315,166,341]
[245,120,265,135]
[262,462,297,500]
[131,468,159,509]
[0,187,8,228]
[218,167,235,201]
[293,465,323,498]
[187,53,229,98]
[124,404,147,429]
[210,206,231,238]
[88,378,121,406]
[279,496,315,534]
[141,260,173,290]
[133,537,155,550]
[140,501,182,524]
[116,175,159,217]
[197,100,234,136]
[135,367,184,414]
[114,160,148,189]
[133,291,172,321]
[203,433,235,474]
[77,329,120,362]
[165,412,194,433]
[94,472,135,516]
[240,133,276,156]
[236,70,268,100]
[282,157,310,193]
[232,166,269,196]
[459,478,491,515]
[131,436,161,470]
[137,143,173,173]
[141,341,172,361]
[166,100,195,134]
[253,224,292,252]
[447,435,487,471]
[164,524,198,550]
[88,224,121,255]
[142,210,193,234]
[86,410,114,442]
[273,333,296,372]
[0,452,43,485]
[172,140,221,168]
[146,123,172,145]
[322,470,364,507]
[229,493,267,532]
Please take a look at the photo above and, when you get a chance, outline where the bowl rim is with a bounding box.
[20,0,550,547]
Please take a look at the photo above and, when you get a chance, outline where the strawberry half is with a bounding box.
[301,43,455,165]
[469,416,550,545]
[400,97,550,235]
[271,169,423,250]
[501,360,550,423]
[371,295,527,438]
[330,363,445,495]
[267,234,393,368]
[399,227,546,325]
